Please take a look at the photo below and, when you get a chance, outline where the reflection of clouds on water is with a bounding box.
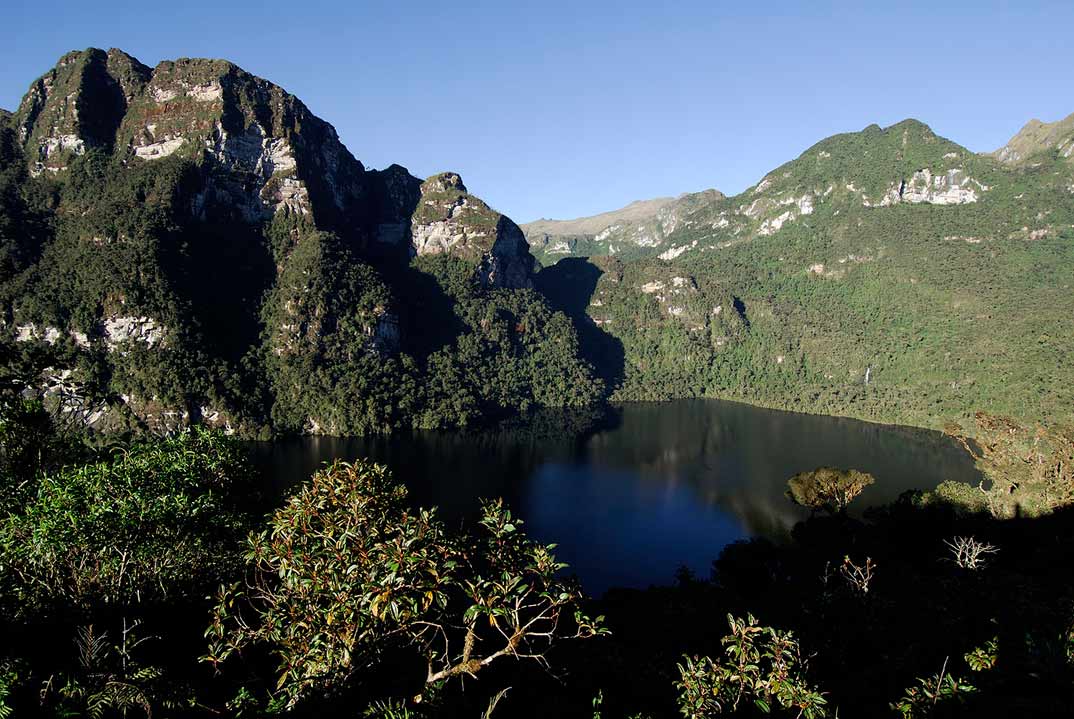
[251,399,979,594]
[577,400,979,541]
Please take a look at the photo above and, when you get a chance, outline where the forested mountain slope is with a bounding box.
[2,49,1070,436]
[536,119,1074,428]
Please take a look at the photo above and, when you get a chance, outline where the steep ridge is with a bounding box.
[992,112,1074,165]
[0,48,597,436]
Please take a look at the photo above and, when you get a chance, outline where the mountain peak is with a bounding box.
[423,172,467,194]
[992,111,1074,165]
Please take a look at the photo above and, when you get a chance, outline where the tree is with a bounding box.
[786,467,875,514]
[675,614,827,718]
[205,460,605,710]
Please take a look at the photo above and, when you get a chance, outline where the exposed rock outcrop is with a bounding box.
[411,172,535,288]
[5,48,542,435]
[12,48,529,276]
[867,168,987,207]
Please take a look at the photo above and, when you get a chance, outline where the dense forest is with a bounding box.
[533,120,1074,430]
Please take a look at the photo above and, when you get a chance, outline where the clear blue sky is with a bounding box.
[3,1,1073,223]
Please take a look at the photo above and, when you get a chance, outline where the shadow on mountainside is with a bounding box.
[535,257,625,398]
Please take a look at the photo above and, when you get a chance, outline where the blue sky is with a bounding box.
[3,1,1073,223]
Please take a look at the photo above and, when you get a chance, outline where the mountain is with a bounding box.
[3,49,1071,436]
[522,189,724,263]
[992,112,1074,165]
[0,48,600,436]
[535,119,1074,428]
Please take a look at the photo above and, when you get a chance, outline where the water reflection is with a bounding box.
[251,399,979,593]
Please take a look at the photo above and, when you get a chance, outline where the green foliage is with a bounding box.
[40,622,194,719]
[0,659,20,719]
[675,614,827,718]
[206,459,605,710]
[786,467,875,514]
[0,428,249,610]
[260,245,602,435]
[1,126,602,438]
[0,396,63,501]
[892,660,978,719]
[964,637,999,672]
[937,412,1074,517]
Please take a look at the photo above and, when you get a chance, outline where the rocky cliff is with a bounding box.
[0,48,568,437]
[10,47,535,285]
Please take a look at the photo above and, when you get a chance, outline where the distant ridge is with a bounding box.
[522,189,723,261]
[991,112,1074,165]
[524,197,678,237]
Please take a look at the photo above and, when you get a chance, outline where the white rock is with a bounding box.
[134,137,185,159]
[103,316,165,349]
[43,134,85,159]
[412,220,466,255]
[594,225,621,243]
[758,210,794,236]
[658,240,697,261]
[186,82,223,101]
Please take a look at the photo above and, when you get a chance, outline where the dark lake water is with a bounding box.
[251,399,979,595]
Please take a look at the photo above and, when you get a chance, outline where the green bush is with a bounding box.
[0,428,250,611]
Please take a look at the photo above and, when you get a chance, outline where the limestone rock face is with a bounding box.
[13,48,371,227]
[868,168,987,207]
[13,49,533,276]
[4,48,547,435]
[411,172,535,288]
[15,49,150,175]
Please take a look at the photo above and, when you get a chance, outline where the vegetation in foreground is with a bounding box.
[1,390,1073,718]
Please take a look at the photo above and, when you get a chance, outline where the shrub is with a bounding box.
[0,428,249,611]
[675,614,827,718]
[942,412,1074,517]
[205,459,605,710]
